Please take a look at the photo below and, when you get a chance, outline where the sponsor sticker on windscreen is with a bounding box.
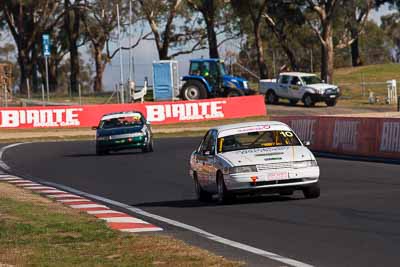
[219,125,291,138]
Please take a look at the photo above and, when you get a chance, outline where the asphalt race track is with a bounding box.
[2,139,400,267]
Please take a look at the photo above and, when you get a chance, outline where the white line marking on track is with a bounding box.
[0,176,19,180]
[0,143,22,171]
[24,186,56,190]
[47,193,82,198]
[17,183,41,187]
[86,210,124,215]
[38,190,67,194]
[1,142,313,267]
[121,227,163,233]
[58,199,88,203]
[44,181,313,267]
[69,204,109,209]
[8,179,31,183]
[100,217,149,224]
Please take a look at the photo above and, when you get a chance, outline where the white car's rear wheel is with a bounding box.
[194,174,212,202]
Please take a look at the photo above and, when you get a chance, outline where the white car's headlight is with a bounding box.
[293,160,318,169]
[229,165,257,174]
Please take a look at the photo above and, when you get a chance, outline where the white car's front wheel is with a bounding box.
[216,174,234,204]
[303,183,320,199]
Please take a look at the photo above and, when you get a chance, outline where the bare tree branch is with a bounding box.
[109,32,152,59]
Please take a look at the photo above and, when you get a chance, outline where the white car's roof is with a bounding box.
[213,121,291,137]
[279,72,316,77]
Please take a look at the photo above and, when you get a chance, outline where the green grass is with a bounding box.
[333,63,400,100]
[0,182,242,267]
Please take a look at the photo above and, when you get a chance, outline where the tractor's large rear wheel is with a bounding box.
[181,80,208,100]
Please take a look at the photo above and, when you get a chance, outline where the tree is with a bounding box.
[262,1,306,71]
[303,0,340,83]
[231,0,269,79]
[303,0,372,82]
[64,0,84,94]
[341,0,374,66]
[187,0,238,59]
[139,0,207,59]
[41,21,73,93]
[335,20,392,66]
[0,0,63,93]
[82,0,122,92]
[187,0,220,58]
[381,13,400,62]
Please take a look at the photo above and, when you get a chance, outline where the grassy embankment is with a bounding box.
[0,182,242,267]
[333,63,400,106]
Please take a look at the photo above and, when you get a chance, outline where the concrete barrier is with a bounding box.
[274,116,400,160]
[0,95,266,129]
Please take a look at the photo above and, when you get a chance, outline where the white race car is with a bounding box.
[189,121,320,203]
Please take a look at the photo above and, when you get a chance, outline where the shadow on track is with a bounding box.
[133,195,301,208]
[64,150,145,158]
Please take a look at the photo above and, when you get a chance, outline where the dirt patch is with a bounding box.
[0,182,53,205]
[267,101,398,117]
[323,112,400,118]
[0,182,81,218]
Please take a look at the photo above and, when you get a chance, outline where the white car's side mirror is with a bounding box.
[303,141,311,147]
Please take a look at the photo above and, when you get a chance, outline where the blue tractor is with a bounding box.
[180,58,255,100]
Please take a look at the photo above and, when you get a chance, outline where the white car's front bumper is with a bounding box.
[224,166,320,192]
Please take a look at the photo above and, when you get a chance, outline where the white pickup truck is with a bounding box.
[259,72,340,107]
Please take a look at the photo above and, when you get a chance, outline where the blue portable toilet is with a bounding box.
[152,60,179,101]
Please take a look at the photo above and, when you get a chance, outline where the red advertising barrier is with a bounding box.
[273,116,400,160]
[0,95,266,129]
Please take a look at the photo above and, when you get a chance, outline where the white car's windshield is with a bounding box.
[217,130,301,153]
[301,76,322,85]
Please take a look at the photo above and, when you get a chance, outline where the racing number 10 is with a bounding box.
[279,131,294,138]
